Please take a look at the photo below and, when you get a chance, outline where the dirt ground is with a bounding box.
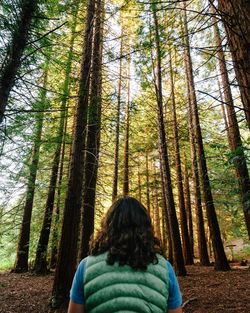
[0,264,249,313]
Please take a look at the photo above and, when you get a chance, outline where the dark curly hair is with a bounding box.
[89,196,163,270]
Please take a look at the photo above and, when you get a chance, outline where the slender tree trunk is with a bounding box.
[123,56,131,196]
[33,4,80,274]
[189,106,209,265]
[161,202,168,254]
[33,140,61,274]
[152,4,186,275]
[146,150,151,216]
[183,6,230,271]
[181,15,209,265]
[137,159,142,202]
[170,52,193,265]
[13,55,50,272]
[79,0,104,260]
[0,0,39,123]
[217,78,231,146]
[51,0,96,307]
[189,109,210,265]
[112,36,123,202]
[160,160,173,264]
[153,164,161,240]
[183,154,194,257]
[213,0,250,129]
[212,12,250,238]
[50,103,69,269]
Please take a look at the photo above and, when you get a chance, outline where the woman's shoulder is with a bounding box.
[155,254,176,277]
[78,257,88,271]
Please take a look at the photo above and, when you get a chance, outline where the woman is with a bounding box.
[68,196,182,313]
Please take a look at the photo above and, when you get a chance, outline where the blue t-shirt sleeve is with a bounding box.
[167,261,182,309]
[70,258,87,304]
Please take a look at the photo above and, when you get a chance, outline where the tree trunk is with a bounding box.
[137,159,142,202]
[215,0,250,129]
[183,154,194,257]
[13,55,50,272]
[146,150,151,216]
[169,52,193,265]
[0,0,39,123]
[123,56,131,196]
[79,0,104,260]
[51,0,96,307]
[112,36,123,202]
[217,79,230,145]
[153,163,161,240]
[184,63,210,265]
[33,3,80,274]
[183,5,230,271]
[152,4,186,276]
[212,11,250,238]
[160,159,173,264]
[50,103,69,269]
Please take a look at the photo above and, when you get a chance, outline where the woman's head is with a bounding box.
[89,196,162,269]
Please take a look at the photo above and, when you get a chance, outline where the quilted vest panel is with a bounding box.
[84,252,169,313]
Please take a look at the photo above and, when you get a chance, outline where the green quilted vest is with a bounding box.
[84,252,169,313]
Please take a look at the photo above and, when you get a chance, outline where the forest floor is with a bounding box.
[0,263,249,313]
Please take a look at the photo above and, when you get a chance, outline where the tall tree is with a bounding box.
[0,0,39,123]
[169,52,193,265]
[50,95,71,269]
[188,104,210,265]
[153,163,161,240]
[51,0,96,307]
[184,53,209,265]
[213,0,250,129]
[13,53,50,272]
[123,55,131,196]
[152,3,186,275]
[183,4,230,271]
[33,2,80,274]
[79,0,104,260]
[137,158,142,202]
[112,35,123,201]
[160,158,173,264]
[212,11,250,238]
[145,150,151,216]
[183,155,194,256]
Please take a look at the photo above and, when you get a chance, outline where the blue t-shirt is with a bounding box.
[70,257,182,310]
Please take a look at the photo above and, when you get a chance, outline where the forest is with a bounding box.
[0,0,250,312]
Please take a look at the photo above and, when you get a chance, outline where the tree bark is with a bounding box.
[212,11,250,238]
[169,52,193,265]
[152,4,186,275]
[51,0,96,307]
[215,0,250,129]
[183,5,230,271]
[0,0,39,123]
[79,0,104,260]
[13,54,50,272]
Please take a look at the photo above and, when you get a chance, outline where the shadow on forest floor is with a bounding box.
[0,264,249,313]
